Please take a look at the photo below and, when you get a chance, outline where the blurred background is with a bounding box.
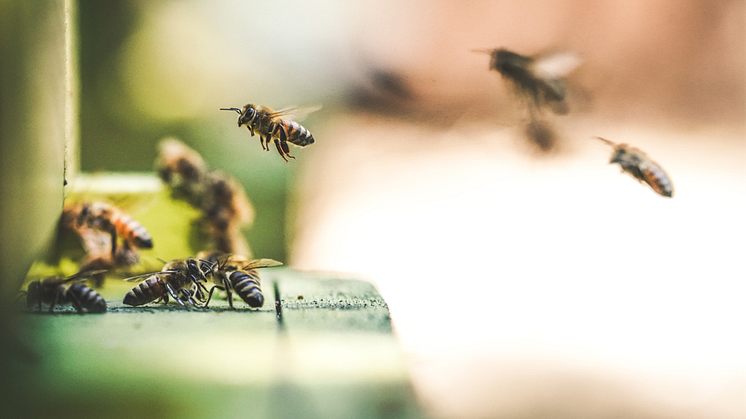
[4,0,746,418]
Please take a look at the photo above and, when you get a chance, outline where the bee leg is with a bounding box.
[273,139,290,162]
[164,283,186,307]
[280,140,295,160]
[204,286,222,308]
[70,298,85,315]
[196,280,210,298]
[226,289,235,310]
[108,226,118,256]
[67,290,85,314]
[49,293,60,314]
[181,290,199,307]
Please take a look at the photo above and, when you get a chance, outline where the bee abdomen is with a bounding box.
[114,214,153,249]
[642,165,674,198]
[123,277,162,306]
[283,121,315,147]
[70,284,107,313]
[231,271,264,307]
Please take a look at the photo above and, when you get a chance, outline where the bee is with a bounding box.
[475,48,581,115]
[123,258,215,307]
[156,138,209,206]
[24,270,107,314]
[595,137,674,198]
[221,104,320,162]
[198,252,282,309]
[155,139,254,254]
[201,171,253,255]
[66,201,153,256]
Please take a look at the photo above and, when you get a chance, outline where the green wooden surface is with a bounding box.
[3,269,423,419]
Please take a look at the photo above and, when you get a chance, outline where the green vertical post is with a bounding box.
[0,0,75,303]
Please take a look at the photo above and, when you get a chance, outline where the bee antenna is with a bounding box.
[593,136,616,147]
[471,48,493,54]
[220,108,242,115]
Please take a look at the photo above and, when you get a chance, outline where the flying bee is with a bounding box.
[65,201,153,256]
[123,258,215,307]
[221,104,321,162]
[595,137,674,198]
[155,138,254,255]
[198,252,282,309]
[475,48,581,115]
[24,270,107,314]
[156,138,209,206]
[201,171,253,255]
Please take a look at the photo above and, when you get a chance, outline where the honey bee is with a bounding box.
[198,252,282,309]
[595,137,674,198]
[65,201,153,256]
[155,138,254,255]
[221,104,320,162]
[475,48,581,115]
[156,138,209,206]
[201,171,253,255]
[25,270,107,314]
[123,258,215,307]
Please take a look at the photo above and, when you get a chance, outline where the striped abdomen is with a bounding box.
[639,161,674,198]
[278,119,315,147]
[66,284,107,313]
[111,209,153,248]
[123,276,166,306]
[611,146,674,198]
[230,269,264,308]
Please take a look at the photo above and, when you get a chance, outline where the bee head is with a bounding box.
[239,105,257,127]
[490,48,531,78]
[609,146,628,164]
[184,259,206,283]
[76,204,91,226]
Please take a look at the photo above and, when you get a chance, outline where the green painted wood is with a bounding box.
[5,269,424,419]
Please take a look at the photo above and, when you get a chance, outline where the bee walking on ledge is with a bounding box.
[123,258,214,308]
[221,104,320,162]
[198,252,282,309]
[23,270,107,314]
[595,137,674,198]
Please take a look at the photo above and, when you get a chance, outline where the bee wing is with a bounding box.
[123,270,176,282]
[62,269,108,284]
[242,259,283,269]
[269,104,322,122]
[530,51,581,81]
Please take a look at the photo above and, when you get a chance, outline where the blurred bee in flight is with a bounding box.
[156,139,254,255]
[475,47,581,153]
[477,48,582,115]
[156,138,209,206]
[197,252,282,309]
[201,172,253,256]
[123,257,215,308]
[595,137,674,198]
[23,270,107,314]
[221,104,320,162]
